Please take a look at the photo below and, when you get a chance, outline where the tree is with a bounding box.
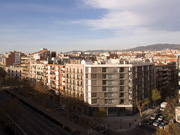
[93,107,107,125]
[5,76,20,86]
[156,122,180,135]
[0,76,3,90]
[162,96,180,120]
[136,97,150,119]
[80,116,92,129]
[143,97,150,109]
[152,89,161,107]
[0,68,6,78]
[162,86,175,99]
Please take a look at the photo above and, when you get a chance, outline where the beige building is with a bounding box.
[6,66,22,80]
[83,62,155,116]
[29,63,44,82]
[21,56,30,79]
[175,105,180,123]
[66,64,84,99]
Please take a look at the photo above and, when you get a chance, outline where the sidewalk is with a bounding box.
[106,106,160,131]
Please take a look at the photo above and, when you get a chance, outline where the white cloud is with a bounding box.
[82,0,147,10]
[80,0,180,33]
[83,11,150,30]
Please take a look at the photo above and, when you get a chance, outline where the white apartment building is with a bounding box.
[29,63,44,82]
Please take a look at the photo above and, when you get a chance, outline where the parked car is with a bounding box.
[160,102,167,111]
[158,115,163,121]
[153,119,160,126]
[163,119,169,125]
[159,122,165,129]
[151,113,158,120]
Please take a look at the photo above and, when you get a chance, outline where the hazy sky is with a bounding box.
[0,0,180,53]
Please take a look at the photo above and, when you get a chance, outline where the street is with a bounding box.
[0,91,70,135]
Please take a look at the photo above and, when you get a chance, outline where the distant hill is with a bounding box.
[125,44,180,51]
[66,49,121,54]
[65,44,180,53]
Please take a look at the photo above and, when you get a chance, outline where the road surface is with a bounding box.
[0,91,70,135]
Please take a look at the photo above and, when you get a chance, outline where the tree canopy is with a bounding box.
[152,89,161,102]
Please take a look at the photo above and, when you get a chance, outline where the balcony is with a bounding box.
[61,68,65,71]
[105,99,114,104]
[50,67,55,70]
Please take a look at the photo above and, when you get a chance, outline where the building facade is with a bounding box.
[21,56,30,79]
[0,51,25,69]
[66,64,84,99]
[5,66,22,80]
[83,63,155,116]
[29,63,44,82]
[44,64,66,94]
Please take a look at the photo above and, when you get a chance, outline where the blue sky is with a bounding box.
[1,0,180,53]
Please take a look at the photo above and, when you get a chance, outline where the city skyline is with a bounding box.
[1,0,180,53]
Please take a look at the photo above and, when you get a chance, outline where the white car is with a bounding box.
[153,120,159,127]
[158,115,163,121]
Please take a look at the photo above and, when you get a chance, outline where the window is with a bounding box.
[120,67,124,72]
[177,115,180,121]
[105,99,113,104]
[108,81,113,85]
[120,93,124,97]
[103,80,106,85]
[102,68,107,72]
[91,93,97,97]
[107,75,112,79]
[92,99,97,104]
[120,80,124,85]
[86,73,88,78]
[120,99,124,104]
[107,87,113,91]
[91,74,96,79]
[105,93,112,97]
[120,86,124,91]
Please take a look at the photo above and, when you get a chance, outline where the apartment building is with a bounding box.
[83,62,155,116]
[0,51,25,69]
[29,63,44,82]
[155,62,178,92]
[155,66,171,92]
[44,64,66,94]
[5,66,22,80]
[166,62,178,87]
[66,64,84,99]
[21,56,30,79]
[176,55,180,123]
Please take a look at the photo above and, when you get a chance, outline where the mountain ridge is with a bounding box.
[65,44,180,53]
